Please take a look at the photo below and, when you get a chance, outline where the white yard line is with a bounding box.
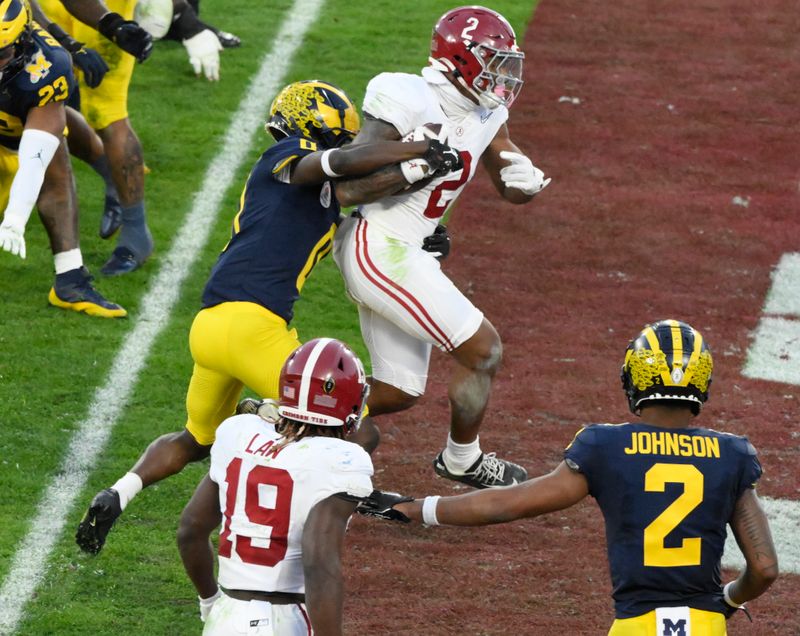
[0,1,325,632]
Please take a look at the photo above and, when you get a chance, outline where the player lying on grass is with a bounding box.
[360,319,779,635]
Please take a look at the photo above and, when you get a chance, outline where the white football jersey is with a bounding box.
[359,70,508,244]
[209,414,373,593]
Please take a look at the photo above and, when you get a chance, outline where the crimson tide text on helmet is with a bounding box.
[266,80,361,149]
[278,338,369,434]
[429,5,524,109]
[0,0,34,87]
[621,319,713,416]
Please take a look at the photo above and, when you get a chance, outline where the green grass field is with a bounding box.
[0,1,537,633]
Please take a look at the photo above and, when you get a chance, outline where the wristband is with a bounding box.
[400,158,429,184]
[320,149,342,178]
[422,495,440,526]
[723,582,743,608]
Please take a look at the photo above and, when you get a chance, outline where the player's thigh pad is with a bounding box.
[70,0,136,129]
[359,304,432,396]
[334,215,483,353]
[608,607,727,636]
[190,302,301,399]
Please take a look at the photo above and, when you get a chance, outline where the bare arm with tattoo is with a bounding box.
[725,488,779,605]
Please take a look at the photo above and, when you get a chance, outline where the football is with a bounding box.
[133,0,174,40]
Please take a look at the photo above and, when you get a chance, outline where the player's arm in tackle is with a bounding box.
[482,123,551,204]
[723,488,779,609]
[302,494,360,636]
[331,116,459,206]
[177,475,222,621]
[0,102,65,259]
[395,461,588,526]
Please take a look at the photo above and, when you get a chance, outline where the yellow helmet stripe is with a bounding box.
[683,328,704,387]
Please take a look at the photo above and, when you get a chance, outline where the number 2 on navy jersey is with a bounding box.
[643,463,703,567]
[218,457,294,567]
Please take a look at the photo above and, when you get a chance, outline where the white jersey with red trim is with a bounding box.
[209,414,373,593]
[359,69,508,245]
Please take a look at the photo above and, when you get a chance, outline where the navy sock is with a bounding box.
[90,156,120,200]
[118,201,154,259]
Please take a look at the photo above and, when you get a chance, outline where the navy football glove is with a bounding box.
[98,12,154,62]
[356,489,413,523]
[422,224,451,261]
[47,23,109,88]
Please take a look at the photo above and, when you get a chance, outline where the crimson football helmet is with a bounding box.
[429,5,524,109]
[621,320,713,415]
[278,338,369,434]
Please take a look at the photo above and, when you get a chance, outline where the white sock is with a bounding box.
[443,434,482,473]
[53,249,83,275]
[112,472,143,510]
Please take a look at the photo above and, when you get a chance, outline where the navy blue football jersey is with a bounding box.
[0,25,74,151]
[563,422,761,618]
[202,135,340,323]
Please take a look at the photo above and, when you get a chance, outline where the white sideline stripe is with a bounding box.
[0,1,325,633]
[722,497,800,575]
[743,251,800,383]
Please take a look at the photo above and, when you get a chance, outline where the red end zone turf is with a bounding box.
[343,0,799,633]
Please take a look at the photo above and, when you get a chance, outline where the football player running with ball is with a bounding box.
[178,338,374,634]
[361,320,779,635]
[75,79,462,554]
[333,6,550,490]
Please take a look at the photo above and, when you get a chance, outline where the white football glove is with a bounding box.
[499,150,551,196]
[198,589,221,622]
[0,216,27,259]
[183,29,222,81]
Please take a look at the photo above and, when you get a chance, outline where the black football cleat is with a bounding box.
[49,267,127,318]
[101,246,148,277]
[75,488,123,555]
[433,451,528,489]
[99,194,123,239]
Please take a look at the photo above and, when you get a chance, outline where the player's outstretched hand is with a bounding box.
[356,489,413,522]
[46,24,109,87]
[98,12,154,62]
[499,150,550,195]
[183,29,223,81]
[0,217,26,259]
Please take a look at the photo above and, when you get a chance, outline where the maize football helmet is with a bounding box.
[621,319,713,415]
[266,80,360,149]
[429,5,524,109]
[0,0,34,87]
[278,338,369,434]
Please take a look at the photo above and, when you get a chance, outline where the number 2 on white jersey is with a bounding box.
[423,151,473,219]
[218,457,294,567]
